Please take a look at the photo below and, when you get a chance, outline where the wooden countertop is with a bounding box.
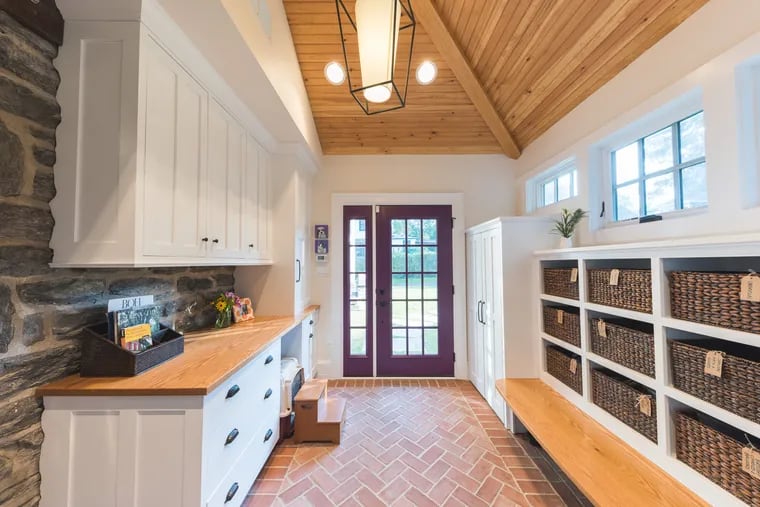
[496,378,707,507]
[36,305,319,397]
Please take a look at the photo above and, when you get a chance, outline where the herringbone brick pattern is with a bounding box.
[244,379,587,507]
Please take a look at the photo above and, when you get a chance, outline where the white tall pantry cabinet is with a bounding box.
[466,218,553,428]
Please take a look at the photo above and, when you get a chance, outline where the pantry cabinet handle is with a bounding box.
[296,259,302,283]
[264,428,273,442]
[226,384,240,399]
[264,388,273,399]
[225,428,239,446]
[225,482,239,503]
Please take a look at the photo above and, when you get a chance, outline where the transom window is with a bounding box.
[536,159,578,208]
[611,111,706,221]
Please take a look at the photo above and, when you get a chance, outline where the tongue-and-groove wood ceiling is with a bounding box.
[283,0,708,157]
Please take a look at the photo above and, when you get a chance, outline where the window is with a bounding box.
[535,159,578,209]
[611,111,706,221]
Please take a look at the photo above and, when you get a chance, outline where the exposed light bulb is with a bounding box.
[324,61,346,85]
[416,61,437,85]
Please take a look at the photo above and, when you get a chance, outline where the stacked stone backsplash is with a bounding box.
[0,5,234,506]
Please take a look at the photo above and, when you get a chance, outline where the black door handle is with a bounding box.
[225,483,239,503]
[264,388,273,399]
[378,301,387,307]
[225,428,239,446]
[264,428,273,442]
[265,355,274,365]
[226,384,240,399]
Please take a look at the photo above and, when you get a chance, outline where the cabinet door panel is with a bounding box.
[244,135,260,259]
[143,40,207,258]
[207,99,246,259]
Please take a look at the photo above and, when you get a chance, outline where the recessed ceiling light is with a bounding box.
[416,61,437,85]
[324,61,346,85]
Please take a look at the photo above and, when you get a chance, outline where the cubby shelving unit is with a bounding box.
[535,233,760,507]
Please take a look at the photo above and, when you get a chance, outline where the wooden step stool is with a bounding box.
[294,379,346,444]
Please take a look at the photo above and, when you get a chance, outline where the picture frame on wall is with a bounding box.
[233,297,255,322]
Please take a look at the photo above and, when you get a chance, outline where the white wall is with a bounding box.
[516,0,760,246]
[309,154,517,378]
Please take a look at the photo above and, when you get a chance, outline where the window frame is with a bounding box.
[530,158,578,211]
[610,111,706,222]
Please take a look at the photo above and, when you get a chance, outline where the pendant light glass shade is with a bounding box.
[335,0,415,115]
[355,0,401,103]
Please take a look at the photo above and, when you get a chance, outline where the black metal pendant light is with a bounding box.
[335,0,416,115]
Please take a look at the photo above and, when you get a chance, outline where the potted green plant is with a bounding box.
[552,208,588,248]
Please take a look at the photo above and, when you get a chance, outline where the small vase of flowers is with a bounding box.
[212,292,239,329]
[552,208,588,248]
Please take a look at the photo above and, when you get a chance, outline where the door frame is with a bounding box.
[329,193,467,378]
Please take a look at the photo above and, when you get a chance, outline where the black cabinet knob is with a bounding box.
[264,428,273,442]
[212,239,219,244]
[264,388,273,399]
[226,384,240,399]
[248,244,254,248]
[201,237,209,242]
[225,428,239,446]
[265,355,274,365]
[309,320,314,325]
[225,483,239,503]
[309,333,314,339]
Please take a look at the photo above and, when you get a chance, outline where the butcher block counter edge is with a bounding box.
[36,305,320,397]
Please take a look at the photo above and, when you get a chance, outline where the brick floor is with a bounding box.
[244,379,590,507]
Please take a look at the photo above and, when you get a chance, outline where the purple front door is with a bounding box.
[375,205,454,377]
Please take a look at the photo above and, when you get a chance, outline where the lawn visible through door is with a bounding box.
[343,205,454,377]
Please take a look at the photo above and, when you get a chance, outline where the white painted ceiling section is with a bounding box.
[57,0,323,170]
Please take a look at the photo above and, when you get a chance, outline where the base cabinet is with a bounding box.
[466,218,553,427]
[39,340,281,507]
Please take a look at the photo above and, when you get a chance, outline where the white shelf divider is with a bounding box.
[662,316,760,348]
[664,386,760,438]
[540,333,582,356]
[587,352,657,390]
[539,293,581,307]
[585,302,655,323]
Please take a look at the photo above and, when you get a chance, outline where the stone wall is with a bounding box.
[0,8,235,506]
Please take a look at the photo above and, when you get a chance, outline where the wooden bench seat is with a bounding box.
[496,378,707,507]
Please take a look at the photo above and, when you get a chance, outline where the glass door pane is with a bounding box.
[343,206,373,376]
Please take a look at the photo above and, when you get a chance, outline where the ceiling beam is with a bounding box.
[412,0,521,159]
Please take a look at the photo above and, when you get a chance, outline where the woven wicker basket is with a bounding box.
[588,268,652,313]
[543,306,581,347]
[670,271,760,334]
[545,345,582,394]
[591,369,657,443]
[543,268,579,300]
[675,412,760,506]
[670,340,760,424]
[589,318,655,378]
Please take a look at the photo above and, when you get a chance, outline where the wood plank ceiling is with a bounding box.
[283,0,709,157]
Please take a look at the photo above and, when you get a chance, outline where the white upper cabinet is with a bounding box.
[51,22,272,267]
[142,37,208,258]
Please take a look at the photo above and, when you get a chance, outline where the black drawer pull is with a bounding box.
[264,388,273,400]
[264,428,273,442]
[212,238,219,244]
[265,355,274,365]
[226,384,240,399]
[309,320,314,325]
[225,482,239,503]
[309,333,314,338]
[225,428,239,446]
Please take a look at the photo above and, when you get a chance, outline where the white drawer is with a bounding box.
[205,418,279,507]
[204,340,280,418]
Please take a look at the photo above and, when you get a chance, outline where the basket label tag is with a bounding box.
[742,447,760,479]
[597,320,607,338]
[636,395,652,417]
[570,268,578,283]
[740,274,760,302]
[557,309,564,324]
[609,269,620,286]
[569,358,578,374]
[704,350,724,377]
